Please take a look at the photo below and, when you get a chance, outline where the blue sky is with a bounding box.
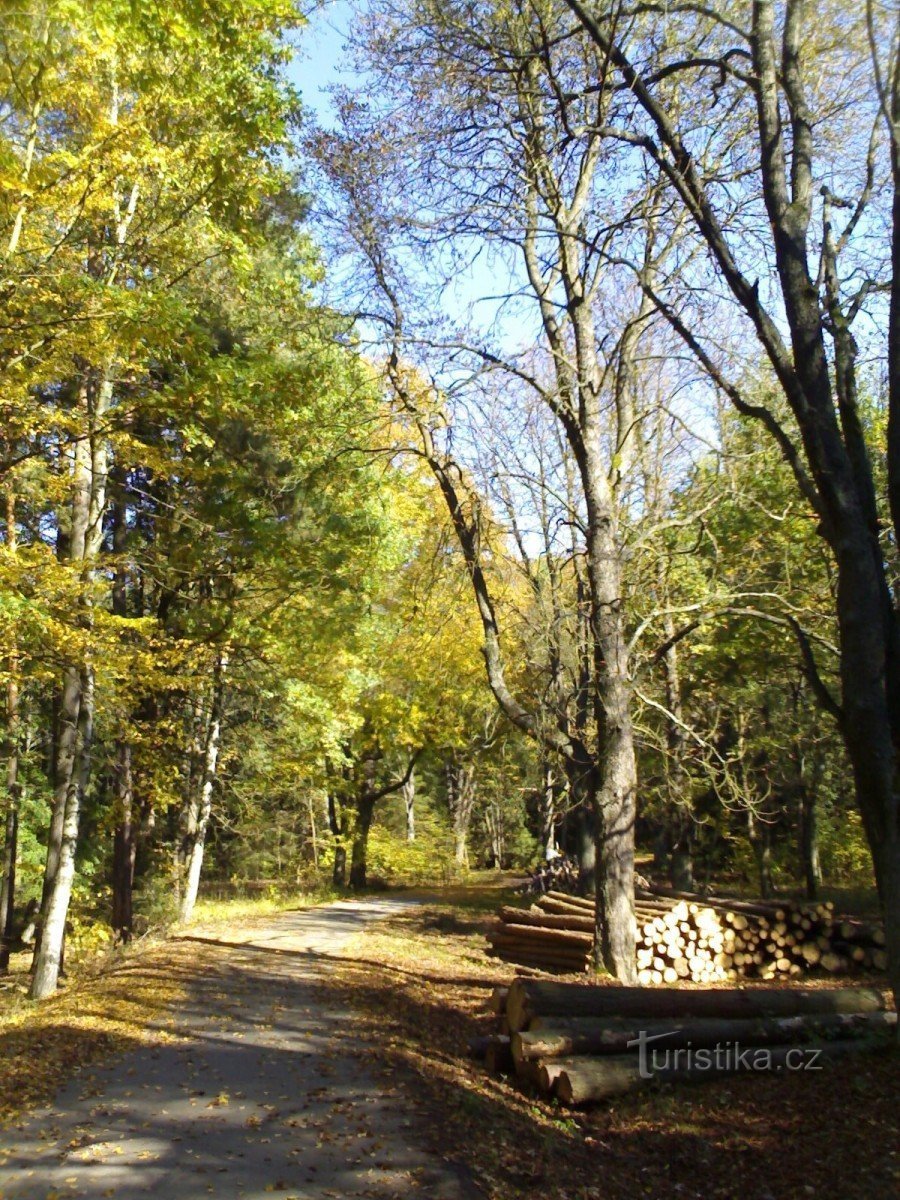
[288,1,538,348]
[290,1,355,128]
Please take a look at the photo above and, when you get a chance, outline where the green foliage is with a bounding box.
[818,808,875,887]
[364,811,459,887]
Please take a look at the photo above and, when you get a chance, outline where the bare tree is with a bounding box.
[310,0,712,978]
[560,0,900,1005]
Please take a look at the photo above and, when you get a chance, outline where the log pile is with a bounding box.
[635,885,887,982]
[486,897,593,973]
[480,977,894,1106]
[486,886,888,982]
[516,855,580,896]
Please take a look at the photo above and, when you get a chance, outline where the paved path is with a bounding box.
[0,900,472,1200]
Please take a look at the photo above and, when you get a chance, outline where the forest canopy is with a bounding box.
[1,0,897,1007]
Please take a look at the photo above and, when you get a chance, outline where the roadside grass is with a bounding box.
[331,884,899,1200]
[188,883,339,929]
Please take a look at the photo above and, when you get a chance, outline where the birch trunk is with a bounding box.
[0,488,21,972]
[402,770,416,842]
[179,653,226,923]
[31,370,110,1000]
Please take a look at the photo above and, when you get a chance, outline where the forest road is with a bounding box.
[0,898,478,1200]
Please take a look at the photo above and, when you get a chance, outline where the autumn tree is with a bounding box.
[558,0,900,1003]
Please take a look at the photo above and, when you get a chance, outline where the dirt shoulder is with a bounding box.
[330,886,900,1200]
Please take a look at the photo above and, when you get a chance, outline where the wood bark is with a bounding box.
[178,651,226,922]
[513,1011,897,1062]
[402,770,415,842]
[552,1039,867,1106]
[446,756,475,868]
[31,370,111,1000]
[327,790,347,887]
[505,977,887,1033]
[0,486,21,972]
[111,741,136,942]
[347,748,419,891]
[110,484,136,942]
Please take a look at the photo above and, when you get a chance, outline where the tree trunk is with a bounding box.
[179,653,226,923]
[30,662,94,999]
[514,1011,897,1062]
[349,789,376,890]
[446,756,475,867]
[798,783,821,901]
[505,977,887,1033]
[553,1041,866,1107]
[402,770,415,842]
[583,443,637,983]
[748,810,774,899]
[111,742,136,942]
[564,759,595,896]
[32,370,110,1000]
[110,477,137,942]
[660,600,693,890]
[0,487,21,973]
[538,759,557,859]
[0,796,17,974]
[33,661,80,968]
[327,791,347,886]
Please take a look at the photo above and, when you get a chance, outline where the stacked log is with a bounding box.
[636,885,887,980]
[486,900,593,973]
[516,855,580,896]
[487,886,887,981]
[482,977,894,1106]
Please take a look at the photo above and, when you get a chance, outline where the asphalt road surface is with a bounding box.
[0,899,474,1200]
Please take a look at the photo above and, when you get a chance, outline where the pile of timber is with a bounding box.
[480,977,894,1106]
[486,887,888,983]
[486,894,593,973]
[637,884,888,982]
[516,855,581,896]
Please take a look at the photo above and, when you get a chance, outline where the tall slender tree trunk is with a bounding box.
[798,784,821,901]
[0,487,21,973]
[748,810,774,899]
[539,759,557,859]
[31,371,110,1000]
[659,595,694,890]
[111,742,136,941]
[109,483,137,941]
[446,757,475,868]
[582,442,637,983]
[402,770,415,842]
[485,800,505,868]
[564,759,596,896]
[179,653,226,923]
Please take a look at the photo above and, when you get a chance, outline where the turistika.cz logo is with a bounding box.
[627,1029,825,1079]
